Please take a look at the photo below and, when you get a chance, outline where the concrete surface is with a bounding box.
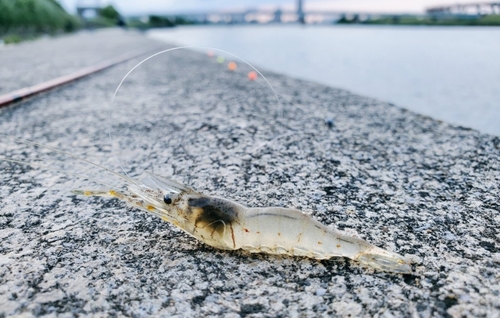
[0,28,160,95]
[0,29,499,317]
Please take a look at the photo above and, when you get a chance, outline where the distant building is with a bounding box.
[426,2,500,15]
[76,0,102,19]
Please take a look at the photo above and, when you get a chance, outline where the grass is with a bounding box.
[0,0,81,44]
[2,33,41,44]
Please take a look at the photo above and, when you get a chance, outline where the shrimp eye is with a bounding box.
[163,195,172,205]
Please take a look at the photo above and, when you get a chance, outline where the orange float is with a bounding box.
[228,61,237,71]
[248,71,257,81]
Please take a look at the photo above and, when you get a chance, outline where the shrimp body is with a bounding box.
[234,207,411,274]
[75,172,411,274]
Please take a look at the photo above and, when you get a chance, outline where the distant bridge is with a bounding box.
[170,9,408,25]
[166,0,403,24]
[76,0,101,19]
[427,2,500,15]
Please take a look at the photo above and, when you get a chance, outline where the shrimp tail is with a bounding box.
[354,246,412,274]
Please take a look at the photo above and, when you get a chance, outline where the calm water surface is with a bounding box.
[149,25,500,136]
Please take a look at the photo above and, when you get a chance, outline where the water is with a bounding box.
[148,25,500,136]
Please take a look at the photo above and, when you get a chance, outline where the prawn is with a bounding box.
[1,132,411,274]
[71,171,411,274]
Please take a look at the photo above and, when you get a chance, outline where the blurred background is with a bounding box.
[1,0,499,135]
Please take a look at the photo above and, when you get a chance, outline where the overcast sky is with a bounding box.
[61,0,477,15]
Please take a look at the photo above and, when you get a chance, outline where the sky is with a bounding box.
[61,0,481,15]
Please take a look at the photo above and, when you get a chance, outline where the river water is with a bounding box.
[148,25,500,136]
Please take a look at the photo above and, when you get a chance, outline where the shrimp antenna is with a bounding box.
[0,134,140,187]
[0,156,177,226]
[109,46,282,178]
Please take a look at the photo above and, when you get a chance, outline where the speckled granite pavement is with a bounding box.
[0,31,499,317]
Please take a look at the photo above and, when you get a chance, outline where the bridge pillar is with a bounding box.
[297,0,305,24]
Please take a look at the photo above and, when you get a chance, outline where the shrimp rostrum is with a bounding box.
[73,172,411,274]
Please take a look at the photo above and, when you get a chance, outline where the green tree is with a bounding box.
[0,0,81,41]
[99,5,120,21]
